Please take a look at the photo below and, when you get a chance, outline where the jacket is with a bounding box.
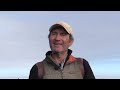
[29,49,95,79]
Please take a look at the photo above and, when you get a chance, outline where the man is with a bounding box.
[29,21,95,79]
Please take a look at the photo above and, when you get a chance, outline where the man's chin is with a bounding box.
[52,49,62,53]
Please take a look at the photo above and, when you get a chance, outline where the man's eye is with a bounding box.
[51,33,57,35]
[61,33,66,36]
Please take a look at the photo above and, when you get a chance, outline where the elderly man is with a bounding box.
[29,21,95,79]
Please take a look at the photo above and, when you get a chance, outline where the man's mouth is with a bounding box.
[54,42,62,44]
[53,43,62,46]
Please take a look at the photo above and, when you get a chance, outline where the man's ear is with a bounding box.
[69,39,74,47]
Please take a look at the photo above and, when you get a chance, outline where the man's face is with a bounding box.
[48,28,73,53]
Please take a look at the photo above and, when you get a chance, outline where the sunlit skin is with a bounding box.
[48,28,73,64]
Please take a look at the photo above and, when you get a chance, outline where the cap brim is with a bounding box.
[49,24,71,35]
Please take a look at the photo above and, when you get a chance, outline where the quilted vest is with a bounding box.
[43,59,83,79]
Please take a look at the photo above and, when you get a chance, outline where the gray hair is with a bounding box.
[69,34,74,41]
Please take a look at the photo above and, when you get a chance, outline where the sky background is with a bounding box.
[0,11,120,79]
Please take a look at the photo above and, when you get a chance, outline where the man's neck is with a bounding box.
[51,51,68,64]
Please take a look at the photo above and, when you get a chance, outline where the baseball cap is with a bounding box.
[49,21,73,35]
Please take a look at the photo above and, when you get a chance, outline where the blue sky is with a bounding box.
[0,11,120,79]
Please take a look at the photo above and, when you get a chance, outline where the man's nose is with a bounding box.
[55,34,61,40]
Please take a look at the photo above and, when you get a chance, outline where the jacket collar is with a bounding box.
[45,49,76,64]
